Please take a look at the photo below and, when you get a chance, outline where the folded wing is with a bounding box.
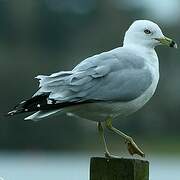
[34,48,153,103]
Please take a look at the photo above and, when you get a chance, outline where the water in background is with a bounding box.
[0,152,179,180]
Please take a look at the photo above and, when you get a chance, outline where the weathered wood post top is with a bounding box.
[90,157,149,180]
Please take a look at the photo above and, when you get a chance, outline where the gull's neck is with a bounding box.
[123,43,159,66]
[123,43,155,55]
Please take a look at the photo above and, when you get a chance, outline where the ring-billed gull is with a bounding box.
[7,20,177,158]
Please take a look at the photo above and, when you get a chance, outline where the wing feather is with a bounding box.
[34,48,153,103]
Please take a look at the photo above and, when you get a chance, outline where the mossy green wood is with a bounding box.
[90,157,149,180]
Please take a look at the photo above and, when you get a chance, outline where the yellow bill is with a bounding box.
[155,36,177,48]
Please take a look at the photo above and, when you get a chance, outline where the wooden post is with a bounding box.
[90,157,149,180]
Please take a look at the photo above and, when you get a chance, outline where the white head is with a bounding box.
[123,20,177,49]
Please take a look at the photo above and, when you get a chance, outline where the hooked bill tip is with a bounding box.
[170,41,178,48]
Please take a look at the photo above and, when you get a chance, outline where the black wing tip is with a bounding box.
[5,109,25,117]
[6,110,16,116]
[6,95,49,117]
[4,112,13,117]
[6,100,29,117]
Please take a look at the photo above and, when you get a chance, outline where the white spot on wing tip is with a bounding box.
[47,99,53,104]
[8,110,16,115]
[20,101,26,104]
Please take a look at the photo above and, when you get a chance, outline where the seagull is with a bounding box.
[7,20,177,158]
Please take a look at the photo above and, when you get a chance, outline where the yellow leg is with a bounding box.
[105,117,145,157]
[97,122,112,158]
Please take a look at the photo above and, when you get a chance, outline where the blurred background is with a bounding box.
[1,0,180,179]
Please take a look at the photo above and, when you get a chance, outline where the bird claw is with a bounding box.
[104,152,120,159]
[125,139,145,158]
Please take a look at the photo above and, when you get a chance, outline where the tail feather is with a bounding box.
[24,110,61,121]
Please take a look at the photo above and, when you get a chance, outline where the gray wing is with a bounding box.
[34,48,153,102]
